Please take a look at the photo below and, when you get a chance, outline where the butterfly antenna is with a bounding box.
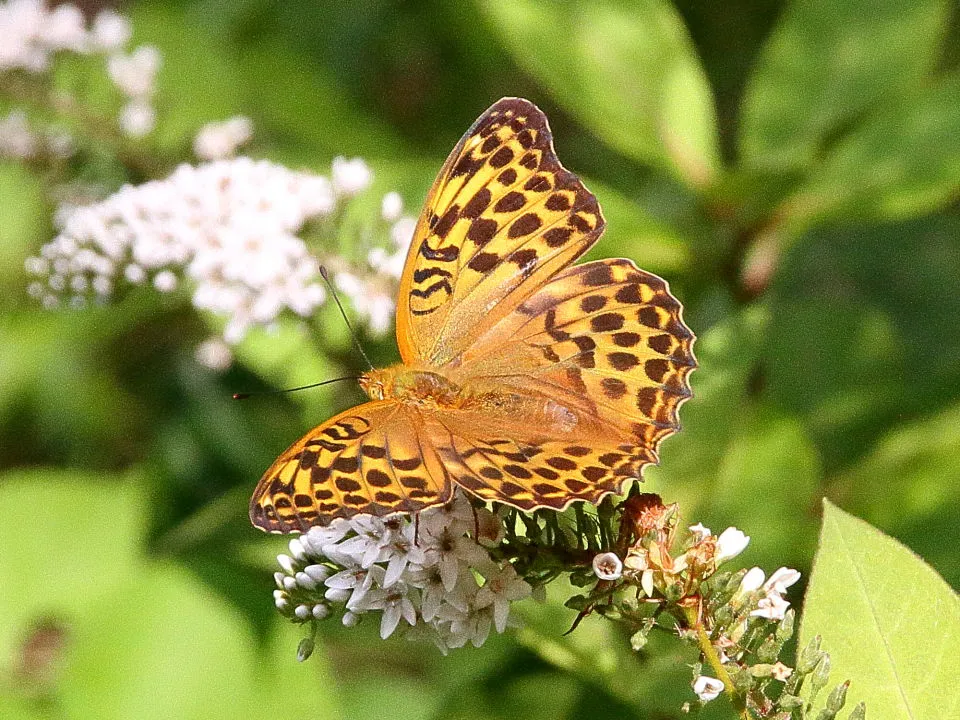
[319,265,375,371]
[233,376,360,400]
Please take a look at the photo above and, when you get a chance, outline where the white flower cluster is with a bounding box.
[737,565,801,621]
[26,158,333,339]
[0,1,128,73]
[272,494,532,654]
[193,116,253,161]
[0,1,155,138]
[25,153,417,366]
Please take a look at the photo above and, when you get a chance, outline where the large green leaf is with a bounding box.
[0,470,146,660]
[740,0,950,172]
[800,501,960,719]
[783,73,960,228]
[830,402,960,589]
[480,0,720,189]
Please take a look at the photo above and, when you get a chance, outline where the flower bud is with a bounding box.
[715,527,750,563]
[295,571,317,590]
[739,567,765,593]
[825,680,849,714]
[296,636,315,662]
[304,564,331,582]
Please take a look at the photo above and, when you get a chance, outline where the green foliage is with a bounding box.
[801,501,960,719]
[2,0,958,718]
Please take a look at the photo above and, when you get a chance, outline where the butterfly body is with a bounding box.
[250,98,696,533]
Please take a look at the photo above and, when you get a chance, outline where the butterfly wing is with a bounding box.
[249,400,453,533]
[396,97,604,368]
[428,258,696,511]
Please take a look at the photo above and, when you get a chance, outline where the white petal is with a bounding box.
[739,567,766,593]
[715,527,750,563]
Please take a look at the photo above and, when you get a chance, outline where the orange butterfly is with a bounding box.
[250,98,696,533]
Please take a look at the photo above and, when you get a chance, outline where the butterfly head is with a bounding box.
[359,368,391,401]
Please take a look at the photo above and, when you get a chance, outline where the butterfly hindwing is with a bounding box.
[396,97,604,369]
[454,258,696,451]
[249,401,453,532]
[433,430,654,512]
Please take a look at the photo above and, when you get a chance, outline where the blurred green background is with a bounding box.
[1,1,958,718]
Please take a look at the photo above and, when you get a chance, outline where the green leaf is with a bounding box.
[480,0,720,188]
[800,500,960,719]
[0,163,45,291]
[830,402,960,588]
[782,73,960,227]
[0,469,147,658]
[740,0,950,172]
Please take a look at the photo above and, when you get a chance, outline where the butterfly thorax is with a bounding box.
[360,365,462,408]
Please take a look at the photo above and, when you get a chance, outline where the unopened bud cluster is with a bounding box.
[556,494,853,717]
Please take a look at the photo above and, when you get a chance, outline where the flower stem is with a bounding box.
[682,605,750,719]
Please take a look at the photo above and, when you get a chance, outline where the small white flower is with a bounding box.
[380,524,427,587]
[688,522,712,541]
[739,567,765,593]
[152,269,177,292]
[592,552,623,581]
[91,9,131,51]
[108,45,161,97]
[276,554,296,575]
[124,263,146,284]
[692,675,724,702]
[341,611,360,627]
[751,593,791,620]
[714,527,750,563]
[312,604,329,620]
[438,602,493,649]
[764,567,801,594]
[194,338,233,371]
[325,564,384,610]
[294,571,317,590]
[193,116,253,161]
[475,565,531,633]
[40,4,87,52]
[354,583,419,639]
[419,527,490,592]
[0,110,39,159]
[381,191,403,221]
[301,521,351,554]
[331,156,372,195]
[119,99,155,137]
[294,604,311,620]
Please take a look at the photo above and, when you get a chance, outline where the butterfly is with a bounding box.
[250,98,696,533]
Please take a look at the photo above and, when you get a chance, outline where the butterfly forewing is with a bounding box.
[249,401,453,532]
[396,97,604,368]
